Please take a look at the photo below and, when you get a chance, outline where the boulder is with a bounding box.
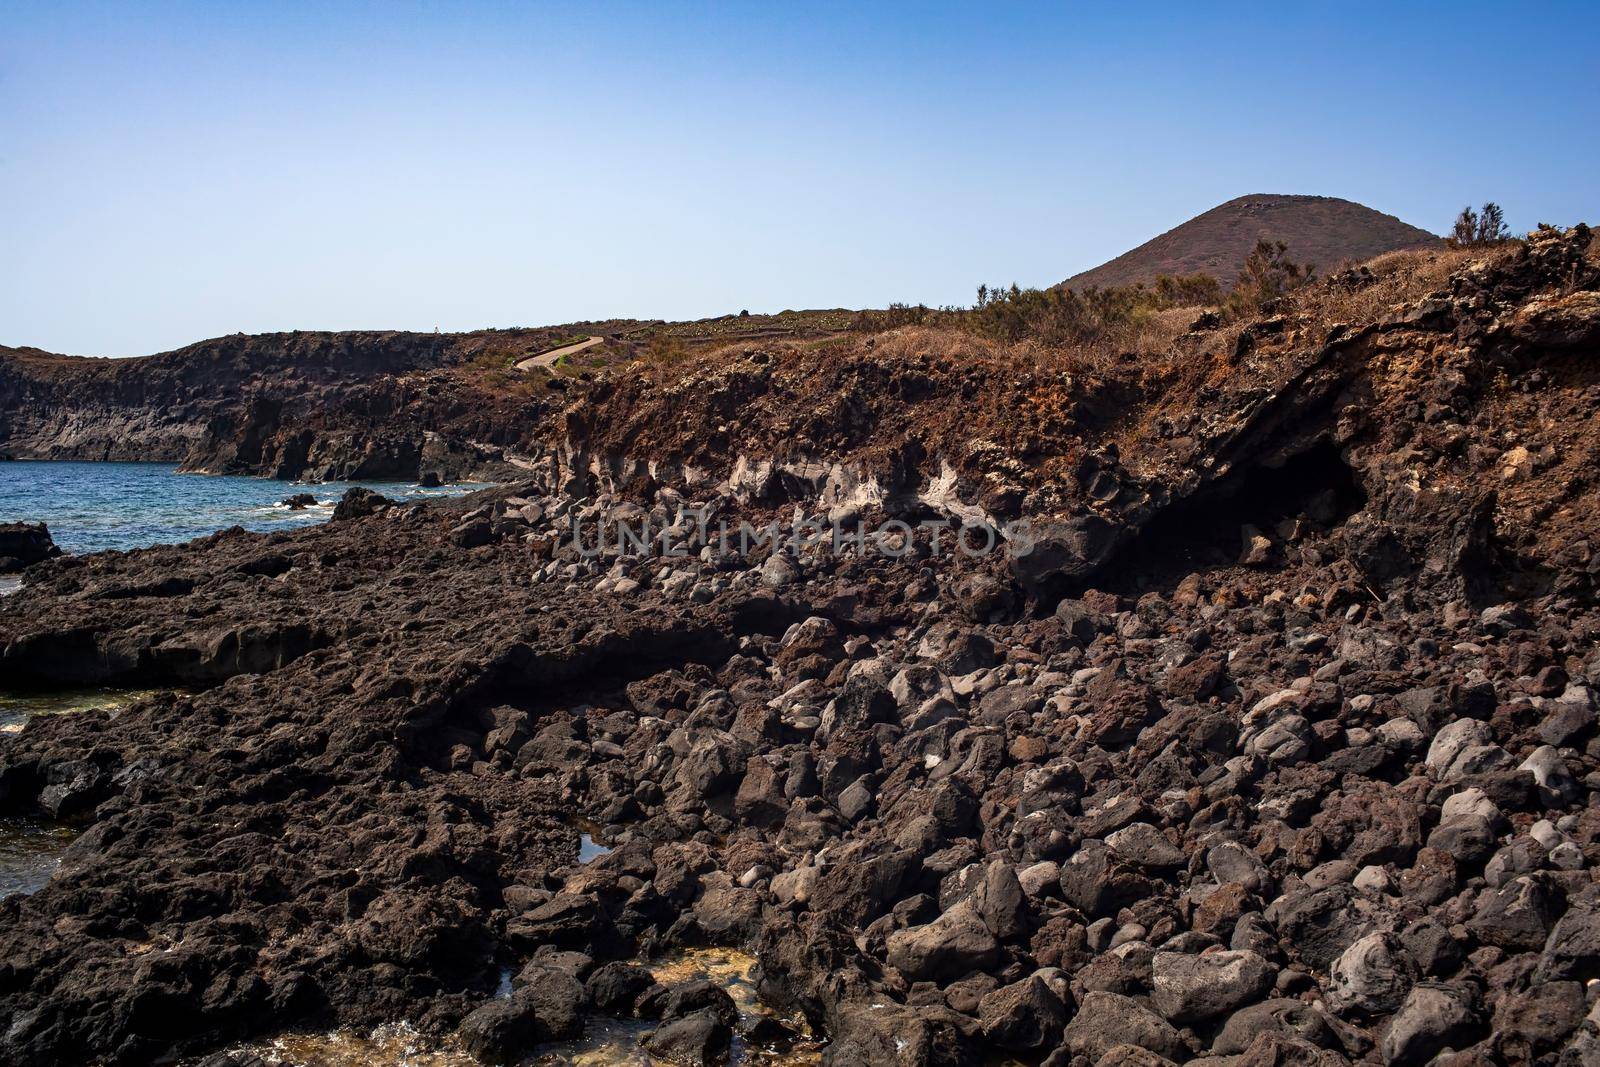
[459,976,585,1064]
[1267,884,1387,971]
[659,979,738,1026]
[641,1010,731,1065]
[585,961,656,1015]
[978,975,1067,1051]
[1467,875,1564,951]
[1491,980,1586,1060]
[972,860,1029,941]
[1060,991,1187,1061]
[0,521,60,572]
[1058,841,1152,918]
[1105,823,1185,870]
[1326,933,1417,1016]
[1520,745,1581,806]
[331,487,392,521]
[1534,889,1600,981]
[885,901,1003,982]
[1210,998,1338,1055]
[1206,841,1269,892]
[824,1001,980,1066]
[511,966,585,1036]
[1379,983,1481,1066]
[1150,949,1276,1024]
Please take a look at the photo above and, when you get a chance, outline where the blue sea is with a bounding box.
[0,461,486,556]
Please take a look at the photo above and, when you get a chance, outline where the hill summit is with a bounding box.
[1062,193,1438,290]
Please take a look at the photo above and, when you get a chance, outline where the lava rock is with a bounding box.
[641,1010,732,1065]
[459,976,585,1064]
[585,962,657,1015]
[1379,982,1481,1066]
[1210,998,1339,1056]
[978,974,1067,1051]
[331,487,393,520]
[1150,949,1275,1024]
[1105,822,1185,870]
[0,521,60,572]
[1326,932,1417,1016]
[1467,875,1565,951]
[885,901,1003,982]
[1061,991,1187,1061]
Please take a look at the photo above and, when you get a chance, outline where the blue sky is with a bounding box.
[3,2,1596,356]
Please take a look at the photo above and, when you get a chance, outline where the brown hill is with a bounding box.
[1062,193,1438,290]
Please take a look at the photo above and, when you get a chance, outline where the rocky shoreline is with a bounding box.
[2,229,1599,1065]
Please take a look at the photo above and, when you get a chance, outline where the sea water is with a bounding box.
[0,461,485,555]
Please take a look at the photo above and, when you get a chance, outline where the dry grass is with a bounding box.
[1303,245,1486,324]
[649,309,856,344]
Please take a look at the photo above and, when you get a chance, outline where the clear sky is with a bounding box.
[3,2,1596,357]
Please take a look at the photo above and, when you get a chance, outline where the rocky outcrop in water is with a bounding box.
[0,522,60,573]
[2,228,1599,1065]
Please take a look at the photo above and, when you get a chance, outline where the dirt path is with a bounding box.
[514,336,604,372]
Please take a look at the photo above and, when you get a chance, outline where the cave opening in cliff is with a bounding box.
[1074,438,1366,598]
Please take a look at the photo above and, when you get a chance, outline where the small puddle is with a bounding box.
[0,816,81,899]
[0,687,161,734]
[220,1023,475,1066]
[578,833,612,864]
[574,818,614,864]
[0,687,161,897]
[0,576,21,597]
[217,949,821,1066]
[529,948,818,1066]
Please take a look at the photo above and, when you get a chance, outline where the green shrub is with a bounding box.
[1450,202,1510,247]
[1226,240,1313,318]
[851,273,1220,348]
[961,272,1219,346]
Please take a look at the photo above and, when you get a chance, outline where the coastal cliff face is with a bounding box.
[0,329,575,482]
[2,229,1600,1066]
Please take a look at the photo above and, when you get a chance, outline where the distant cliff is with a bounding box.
[0,328,585,482]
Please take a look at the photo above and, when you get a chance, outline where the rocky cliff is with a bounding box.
[0,327,596,482]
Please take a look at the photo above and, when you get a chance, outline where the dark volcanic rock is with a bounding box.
[1379,983,1482,1066]
[1150,949,1276,1024]
[978,974,1067,1051]
[641,1011,732,1065]
[459,976,583,1064]
[1061,991,1187,1061]
[886,902,1003,982]
[2,228,1600,1067]
[0,521,60,572]
[331,486,393,520]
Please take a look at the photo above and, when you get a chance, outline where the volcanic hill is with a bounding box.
[1062,193,1439,290]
